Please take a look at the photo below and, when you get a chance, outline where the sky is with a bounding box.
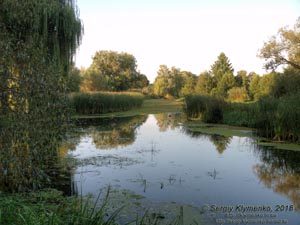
[74,0,300,83]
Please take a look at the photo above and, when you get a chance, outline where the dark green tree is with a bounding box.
[211,52,234,85]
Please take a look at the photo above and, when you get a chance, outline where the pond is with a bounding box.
[65,113,300,224]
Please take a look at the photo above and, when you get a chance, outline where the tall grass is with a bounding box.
[184,95,226,123]
[69,92,144,115]
[0,189,121,225]
[185,93,300,142]
[0,189,203,225]
[255,94,300,142]
[223,102,257,127]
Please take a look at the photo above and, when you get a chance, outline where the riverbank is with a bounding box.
[72,98,184,118]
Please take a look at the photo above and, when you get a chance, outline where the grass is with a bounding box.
[73,98,184,119]
[184,121,253,138]
[0,188,206,225]
[0,189,120,225]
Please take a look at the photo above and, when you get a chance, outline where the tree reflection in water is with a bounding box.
[0,119,74,194]
[73,115,148,150]
[253,145,300,210]
[182,127,232,154]
[155,113,185,132]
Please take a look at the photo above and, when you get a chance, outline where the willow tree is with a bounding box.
[0,0,83,115]
[0,0,83,191]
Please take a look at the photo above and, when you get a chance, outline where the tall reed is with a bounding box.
[185,93,300,142]
[184,95,226,123]
[69,92,144,115]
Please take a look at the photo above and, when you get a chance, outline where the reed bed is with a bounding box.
[185,93,300,142]
[69,92,144,115]
[184,95,227,123]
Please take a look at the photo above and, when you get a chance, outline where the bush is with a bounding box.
[69,92,144,115]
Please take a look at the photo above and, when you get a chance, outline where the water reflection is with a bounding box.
[154,113,185,132]
[253,146,300,210]
[66,114,300,223]
[0,119,73,194]
[182,128,232,154]
[74,115,147,150]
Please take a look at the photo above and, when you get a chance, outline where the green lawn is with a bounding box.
[73,98,184,118]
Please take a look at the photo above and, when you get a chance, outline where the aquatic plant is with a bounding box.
[184,95,227,123]
[69,92,144,115]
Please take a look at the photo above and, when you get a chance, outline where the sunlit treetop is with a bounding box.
[259,17,300,70]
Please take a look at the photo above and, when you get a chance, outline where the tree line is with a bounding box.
[72,16,300,103]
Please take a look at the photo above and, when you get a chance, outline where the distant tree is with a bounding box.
[256,72,277,99]
[211,52,234,85]
[81,68,107,92]
[210,53,235,96]
[249,72,277,100]
[168,67,183,98]
[228,87,249,102]
[216,72,236,97]
[88,51,148,91]
[153,65,184,98]
[235,70,248,87]
[153,65,169,97]
[180,71,197,97]
[131,73,149,89]
[259,17,300,70]
[249,73,261,101]
[195,71,214,95]
[67,65,83,92]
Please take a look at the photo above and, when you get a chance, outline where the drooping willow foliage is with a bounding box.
[0,0,82,71]
[0,0,83,191]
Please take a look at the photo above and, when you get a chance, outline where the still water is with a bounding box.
[66,114,300,224]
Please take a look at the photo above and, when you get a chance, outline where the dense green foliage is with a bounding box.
[69,92,144,115]
[152,65,197,98]
[81,51,149,92]
[0,0,82,192]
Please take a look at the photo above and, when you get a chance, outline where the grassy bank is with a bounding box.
[69,92,144,115]
[73,98,184,118]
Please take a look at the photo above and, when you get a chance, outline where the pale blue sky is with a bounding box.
[75,0,300,82]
